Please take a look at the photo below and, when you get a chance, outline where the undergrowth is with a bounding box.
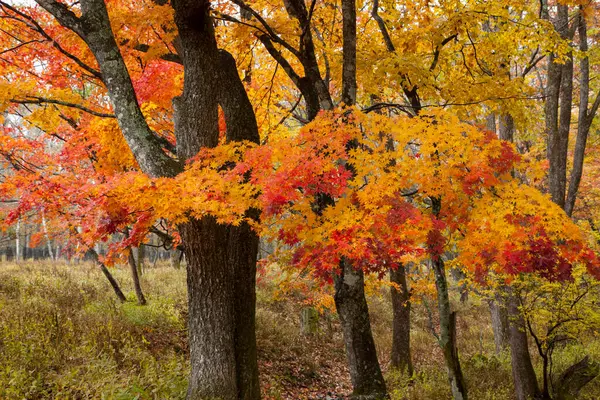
[0,262,598,399]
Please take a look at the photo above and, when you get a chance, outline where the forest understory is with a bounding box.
[1,262,598,400]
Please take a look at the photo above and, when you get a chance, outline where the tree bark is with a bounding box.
[128,247,147,306]
[334,259,387,398]
[507,291,541,400]
[488,295,509,354]
[137,245,145,275]
[34,0,262,397]
[432,256,468,400]
[498,114,515,142]
[218,46,262,400]
[565,14,598,217]
[91,248,126,303]
[390,265,413,375]
[180,218,238,400]
[341,0,357,106]
[547,5,573,209]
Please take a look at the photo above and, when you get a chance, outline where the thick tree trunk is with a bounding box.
[181,218,238,400]
[432,256,468,400]
[128,248,147,306]
[334,259,387,398]
[228,216,261,400]
[218,46,262,400]
[390,265,413,375]
[35,1,261,397]
[507,291,540,400]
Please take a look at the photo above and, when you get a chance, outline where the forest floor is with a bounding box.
[0,262,598,399]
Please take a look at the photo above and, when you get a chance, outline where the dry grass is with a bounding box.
[0,262,598,399]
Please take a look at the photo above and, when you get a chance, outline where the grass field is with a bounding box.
[0,262,598,399]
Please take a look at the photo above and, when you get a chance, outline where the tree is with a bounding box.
[0,0,260,398]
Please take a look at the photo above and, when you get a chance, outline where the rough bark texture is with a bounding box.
[334,259,387,398]
[546,5,572,209]
[390,265,413,375]
[128,248,147,306]
[507,292,541,400]
[36,1,262,398]
[228,212,261,400]
[218,45,262,400]
[488,296,509,354]
[432,256,468,400]
[565,15,599,217]
[341,0,357,106]
[34,0,180,178]
[498,114,515,142]
[181,218,238,400]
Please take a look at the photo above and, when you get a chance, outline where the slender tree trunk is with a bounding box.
[15,218,20,263]
[432,256,468,400]
[488,295,509,354]
[336,4,387,397]
[334,259,387,398]
[41,211,55,261]
[128,247,147,305]
[507,291,540,400]
[486,113,496,133]
[547,5,573,209]
[390,265,413,375]
[341,0,357,106]
[566,14,596,217]
[498,114,515,142]
[137,244,145,275]
[170,249,182,269]
[90,248,126,303]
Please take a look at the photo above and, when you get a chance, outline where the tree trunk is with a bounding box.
[432,256,468,400]
[217,46,262,400]
[34,1,261,397]
[565,14,596,217]
[488,296,509,354]
[547,5,573,209]
[390,265,413,375]
[91,248,126,303]
[15,217,20,263]
[341,0,357,106]
[334,258,387,398]
[180,218,238,399]
[228,214,261,400]
[554,356,600,400]
[128,247,147,306]
[171,249,182,269]
[137,244,145,275]
[498,114,515,142]
[507,291,541,400]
